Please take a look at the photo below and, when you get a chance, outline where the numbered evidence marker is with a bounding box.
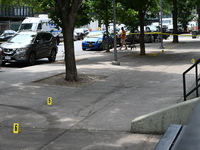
[13,123,20,134]
[162,50,165,53]
[47,97,53,105]
[191,59,195,64]
[168,46,172,49]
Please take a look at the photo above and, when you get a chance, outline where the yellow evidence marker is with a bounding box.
[168,46,172,49]
[153,53,157,56]
[162,50,165,53]
[191,59,195,64]
[13,123,20,134]
[47,97,53,105]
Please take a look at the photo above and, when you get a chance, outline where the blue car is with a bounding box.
[82,30,113,50]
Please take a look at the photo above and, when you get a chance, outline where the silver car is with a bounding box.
[0,31,58,66]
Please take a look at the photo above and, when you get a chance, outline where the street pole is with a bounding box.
[159,0,165,49]
[112,0,120,65]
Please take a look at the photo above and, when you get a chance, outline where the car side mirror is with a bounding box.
[35,40,40,44]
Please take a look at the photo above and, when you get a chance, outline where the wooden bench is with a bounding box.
[153,124,184,150]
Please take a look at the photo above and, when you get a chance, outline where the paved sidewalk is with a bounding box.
[0,36,200,149]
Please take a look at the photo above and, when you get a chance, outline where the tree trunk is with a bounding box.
[139,10,145,55]
[105,28,110,52]
[197,5,200,31]
[172,0,179,43]
[105,0,110,52]
[62,17,78,81]
[55,0,82,82]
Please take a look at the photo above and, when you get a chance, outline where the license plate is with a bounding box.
[5,56,11,60]
[88,44,92,47]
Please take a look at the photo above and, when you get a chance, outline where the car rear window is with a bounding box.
[42,33,52,41]
[87,32,103,38]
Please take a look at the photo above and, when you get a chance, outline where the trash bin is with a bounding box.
[192,30,197,39]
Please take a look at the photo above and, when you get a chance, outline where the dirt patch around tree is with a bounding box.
[34,73,107,87]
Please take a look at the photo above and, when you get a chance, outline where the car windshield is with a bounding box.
[19,23,33,30]
[148,26,157,31]
[8,33,36,44]
[19,23,38,31]
[87,32,103,38]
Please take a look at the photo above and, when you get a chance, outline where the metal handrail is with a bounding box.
[183,59,200,101]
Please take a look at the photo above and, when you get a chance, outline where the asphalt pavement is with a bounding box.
[0,35,200,150]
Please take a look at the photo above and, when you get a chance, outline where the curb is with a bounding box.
[131,97,200,134]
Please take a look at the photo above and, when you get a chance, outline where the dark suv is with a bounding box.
[0,31,58,65]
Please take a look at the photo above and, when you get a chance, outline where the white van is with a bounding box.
[18,14,62,38]
[162,18,173,29]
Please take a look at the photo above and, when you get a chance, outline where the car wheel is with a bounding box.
[102,43,107,50]
[27,52,36,65]
[48,49,57,62]
[151,36,154,43]
[82,48,86,51]
[1,61,6,66]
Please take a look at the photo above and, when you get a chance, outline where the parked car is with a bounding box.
[82,30,113,50]
[0,30,16,43]
[147,25,163,42]
[74,28,89,40]
[110,32,121,46]
[0,31,58,66]
[134,26,154,43]
[150,25,170,40]
[74,30,78,41]
[167,24,183,33]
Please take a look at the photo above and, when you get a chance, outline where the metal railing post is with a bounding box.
[183,59,200,101]
[195,65,198,97]
[183,73,186,101]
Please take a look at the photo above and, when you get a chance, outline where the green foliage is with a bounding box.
[162,0,173,16]
[118,0,159,28]
[178,0,195,31]
[119,0,159,12]
[163,0,196,31]
[116,5,138,32]
[2,0,198,33]
[0,0,91,28]
[90,0,113,27]
[47,0,92,28]
[189,0,200,6]
[75,0,93,27]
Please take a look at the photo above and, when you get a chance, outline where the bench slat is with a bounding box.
[170,126,187,150]
[154,124,182,150]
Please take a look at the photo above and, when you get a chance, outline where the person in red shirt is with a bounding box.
[119,27,127,50]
